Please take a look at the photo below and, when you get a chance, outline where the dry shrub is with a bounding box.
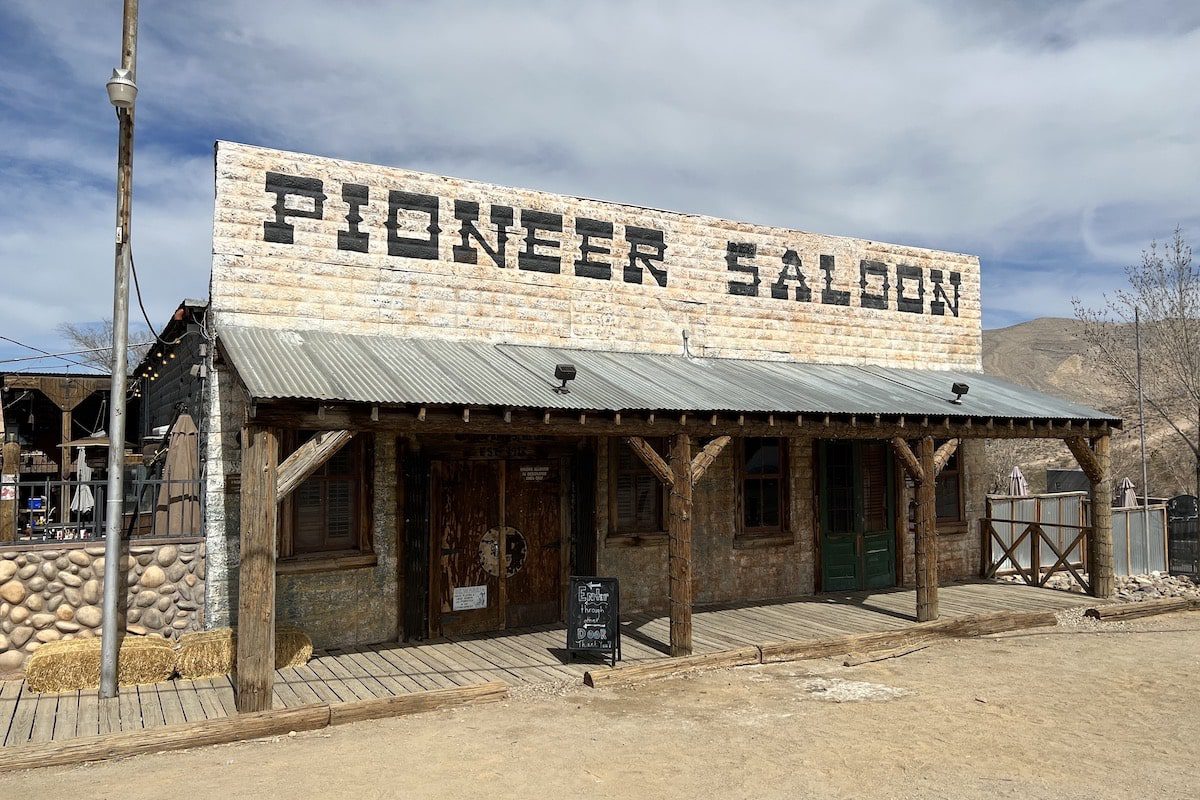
[176,626,312,680]
[25,636,176,693]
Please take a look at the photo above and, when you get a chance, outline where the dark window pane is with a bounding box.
[613,439,665,533]
[326,480,353,540]
[861,443,888,531]
[745,438,780,475]
[936,473,961,521]
[745,480,763,528]
[327,445,352,475]
[760,479,780,527]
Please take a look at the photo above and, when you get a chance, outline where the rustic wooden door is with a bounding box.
[503,459,564,628]
[431,460,502,636]
[819,441,896,591]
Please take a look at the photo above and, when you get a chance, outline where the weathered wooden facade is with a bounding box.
[197,142,1120,711]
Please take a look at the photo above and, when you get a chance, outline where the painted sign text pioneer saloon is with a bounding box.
[263,171,961,316]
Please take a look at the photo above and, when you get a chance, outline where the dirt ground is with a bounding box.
[10,611,1200,800]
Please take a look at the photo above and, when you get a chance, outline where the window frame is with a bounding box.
[933,440,966,533]
[277,431,375,568]
[607,437,669,540]
[736,436,791,543]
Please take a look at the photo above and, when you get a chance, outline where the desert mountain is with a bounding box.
[982,317,1196,498]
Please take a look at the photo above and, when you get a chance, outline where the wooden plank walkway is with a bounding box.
[0,582,1085,750]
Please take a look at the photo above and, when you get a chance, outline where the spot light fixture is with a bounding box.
[554,363,577,394]
[949,382,970,405]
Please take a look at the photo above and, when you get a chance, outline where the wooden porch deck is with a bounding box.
[0,581,1086,749]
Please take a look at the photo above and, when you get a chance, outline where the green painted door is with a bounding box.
[819,441,896,591]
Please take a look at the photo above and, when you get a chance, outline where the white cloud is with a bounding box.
[1,0,1197,358]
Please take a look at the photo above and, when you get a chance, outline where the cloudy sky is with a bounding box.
[1,0,1198,370]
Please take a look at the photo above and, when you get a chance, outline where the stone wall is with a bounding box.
[202,358,400,650]
[899,438,987,585]
[275,437,399,648]
[211,142,981,370]
[598,436,815,614]
[603,435,986,615]
[0,539,205,675]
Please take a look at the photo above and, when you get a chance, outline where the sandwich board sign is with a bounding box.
[566,576,621,667]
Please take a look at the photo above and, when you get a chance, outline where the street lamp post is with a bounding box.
[99,0,139,700]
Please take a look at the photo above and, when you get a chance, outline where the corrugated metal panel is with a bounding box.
[217,325,1120,423]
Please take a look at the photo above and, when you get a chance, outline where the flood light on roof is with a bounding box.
[554,363,577,394]
[949,382,970,405]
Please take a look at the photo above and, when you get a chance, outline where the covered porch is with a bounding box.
[217,327,1122,713]
[0,580,1087,748]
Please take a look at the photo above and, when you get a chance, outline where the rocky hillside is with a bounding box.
[982,317,1196,498]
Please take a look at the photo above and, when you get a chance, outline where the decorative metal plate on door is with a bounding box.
[479,526,528,577]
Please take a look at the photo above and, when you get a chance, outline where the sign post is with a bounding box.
[566,576,621,667]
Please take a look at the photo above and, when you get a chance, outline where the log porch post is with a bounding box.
[915,436,939,622]
[235,424,279,713]
[624,434,729,658]
[667,432,693,657]
[892,436,956,623]
[1,438,18,543]
[1065,434,1114,598]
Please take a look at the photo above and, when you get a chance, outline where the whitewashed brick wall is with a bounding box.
[211,142,982,369]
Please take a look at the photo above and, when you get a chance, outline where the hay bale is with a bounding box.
[25,636,176,693]
[176,626,313,680]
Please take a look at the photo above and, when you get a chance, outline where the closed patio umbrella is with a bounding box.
[154,414,200,535]
[70,447,95,515]
[1116,476,1138,508]
[1008,466,1029,497]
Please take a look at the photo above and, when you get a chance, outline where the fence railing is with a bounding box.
[3,477,202,544]
[982,517,1092,593]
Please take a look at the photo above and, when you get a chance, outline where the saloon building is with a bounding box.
[196,142,1119,710]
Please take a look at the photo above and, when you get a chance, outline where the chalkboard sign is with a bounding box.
[566,576,621,666]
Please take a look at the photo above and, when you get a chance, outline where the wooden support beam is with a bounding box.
[915,436,939,622]
[1066,434,1114,599]
[690,435,732,483]
[624,437,674,487]
[252,404,1112,441]
[417,406,426,421]
[584,646,760,688]
[1085,597,1200,621]
[1064,436,1102,482]
[328,682,509,725]
[275,430,354,500]
[932,438,960,476]
[890,437,923,482]
[0,705,331,774]
[668,432,693,657]
[236,425,279,713]
[760,609,1057,663]
[0,439,18,543]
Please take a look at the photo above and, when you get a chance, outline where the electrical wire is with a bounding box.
[128,249,160,340]
[0,342,154,365]
[0,334,97,371]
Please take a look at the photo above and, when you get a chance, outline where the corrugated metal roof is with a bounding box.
[217,325,1120,424]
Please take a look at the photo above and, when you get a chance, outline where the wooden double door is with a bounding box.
[818,440,897,591]
[431,457,567,636]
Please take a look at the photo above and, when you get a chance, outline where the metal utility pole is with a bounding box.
[1135,307,1150,569]
[99,0,139,699]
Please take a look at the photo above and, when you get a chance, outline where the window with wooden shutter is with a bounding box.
[608,438,667,536]
[278,431,374,559]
